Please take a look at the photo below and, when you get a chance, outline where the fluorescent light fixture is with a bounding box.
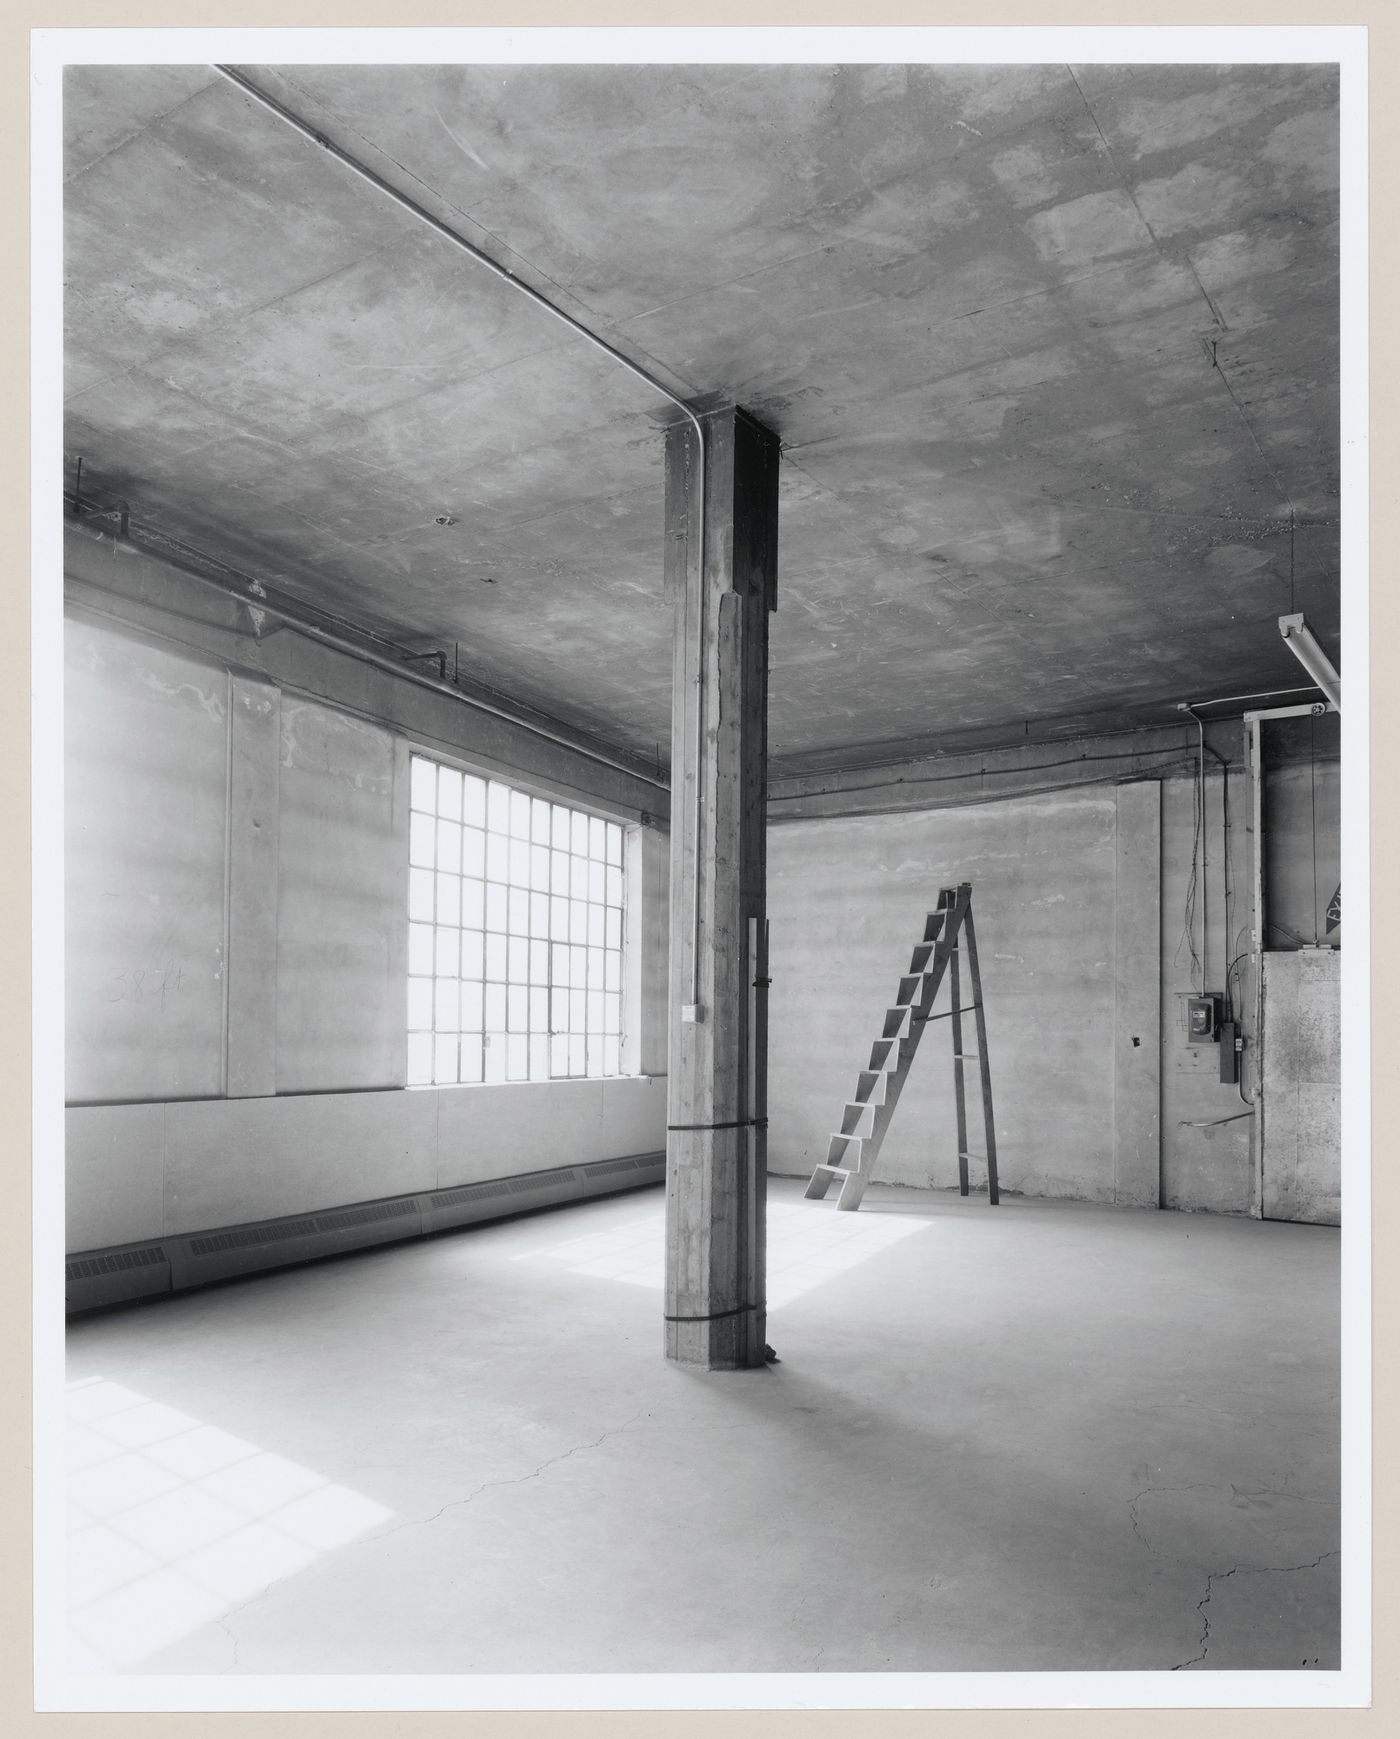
[1278,613,1341,711]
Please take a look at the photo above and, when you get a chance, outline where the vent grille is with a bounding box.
[585,1154,655,1178]
[313,1199,417,1234]
[430,1169,577,1211]
[70,1151,663,1310]
[430,1180,507,1210]
[506,1171,570,1196]
[188,1218,318,1256]
[67,1246,167,1281]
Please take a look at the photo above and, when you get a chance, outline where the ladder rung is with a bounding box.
[959,1151,987,1162]
[811,1163,852,1176]
[854,1070,884,1102]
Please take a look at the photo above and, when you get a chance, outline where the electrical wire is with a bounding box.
[1227,930,1256,1107]
[768,739,1205,805]
[1290,507,1297,613]
[1177,705,1207,992]
[1182,684,1319,710]
[1221,761,1235,1008]
[1177,777,1202,990]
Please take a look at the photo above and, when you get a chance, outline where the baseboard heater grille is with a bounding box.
[66,1151,665,1314]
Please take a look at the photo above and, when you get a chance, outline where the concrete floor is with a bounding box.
[63,1177,1341,1677]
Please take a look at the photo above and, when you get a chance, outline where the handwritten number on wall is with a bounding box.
[104,962,184,1008]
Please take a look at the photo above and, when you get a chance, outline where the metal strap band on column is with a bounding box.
[666,1118,768,1132]
[664,1302,760,1324]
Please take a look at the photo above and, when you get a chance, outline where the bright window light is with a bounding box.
[407,753,626,1086]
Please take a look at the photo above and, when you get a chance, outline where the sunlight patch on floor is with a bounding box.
[510,1199,931,1307]
[65,1377,393,1671]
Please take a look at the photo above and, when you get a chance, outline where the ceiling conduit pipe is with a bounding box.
[213,65,713,1008]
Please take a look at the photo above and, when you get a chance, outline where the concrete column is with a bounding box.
[663,406,779,1370]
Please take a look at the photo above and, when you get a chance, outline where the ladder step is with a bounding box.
[810,1163,852,1177]
[839,1101,875,1136]
[853,1069,885,1103]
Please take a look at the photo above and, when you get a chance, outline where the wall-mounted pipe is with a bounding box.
[1241,697,1334,1214]
[1180,684,1319,711]
[65,511,668,793]
[213,64,713,1008]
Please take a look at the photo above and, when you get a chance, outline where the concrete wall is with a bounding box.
[1260,949,1341,1226]
[624,822,670,1079]
[1158,766,1258,1215]
[64,528,670,1254]
[767,741,1339,1217]
[274,698,407,1094]
[1265,759,1341,949]
[65,1077,667,1251]
[766,784,1162,1206]
[766,753,1331,1215]
[65,622,230,1103]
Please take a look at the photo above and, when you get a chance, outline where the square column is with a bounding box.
[664,406,779,1369]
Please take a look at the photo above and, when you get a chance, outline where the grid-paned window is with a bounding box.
[406,754,625,1086]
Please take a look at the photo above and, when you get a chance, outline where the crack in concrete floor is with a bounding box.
[1126,1480,1339,1555]
[1171,1551,1340,1672]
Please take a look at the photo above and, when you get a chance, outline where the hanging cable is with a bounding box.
[1289,507,1297,614]
[1310,711,1319,944]
[1180,704,1208,992]
[1221,759,1235,1008]
[1176,772,1202,991]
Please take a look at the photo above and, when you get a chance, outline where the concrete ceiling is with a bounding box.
[63,61,1340,774]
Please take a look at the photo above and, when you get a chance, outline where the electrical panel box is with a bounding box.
[1186,993,1222,1043]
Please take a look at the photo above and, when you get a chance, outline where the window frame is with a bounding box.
[405,749,628,1089]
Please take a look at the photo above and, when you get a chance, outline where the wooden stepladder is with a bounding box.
[804,882,999,1212]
